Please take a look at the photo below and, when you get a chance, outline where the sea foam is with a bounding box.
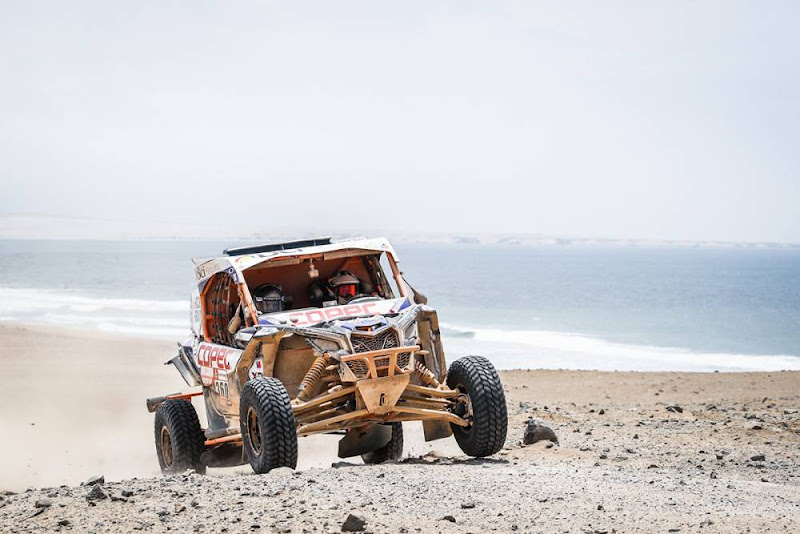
[2,286,798,371]
[441,323,800,372]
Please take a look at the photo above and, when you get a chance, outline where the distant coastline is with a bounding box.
[1,213,798,249]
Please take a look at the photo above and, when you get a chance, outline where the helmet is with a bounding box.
[251,283,285,314]
[329,271,361,304]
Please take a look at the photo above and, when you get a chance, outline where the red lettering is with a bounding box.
[305,310,325,324]
[288,313,307,326]
[324,307,344,319]
[361,302,377,315]
[343,305,362,316]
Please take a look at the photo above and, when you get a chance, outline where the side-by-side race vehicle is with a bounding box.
[147,237,508,474]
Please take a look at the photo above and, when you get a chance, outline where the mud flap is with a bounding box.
[337,424,392,458]
[423,420,453,442]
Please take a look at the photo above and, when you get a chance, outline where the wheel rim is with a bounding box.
[454,385,474,433]
[246,406,263,456]
[161,427,174,468]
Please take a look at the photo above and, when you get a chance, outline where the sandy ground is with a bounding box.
[1,324,799,532]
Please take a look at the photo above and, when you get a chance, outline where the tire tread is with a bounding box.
[446,355,508,457]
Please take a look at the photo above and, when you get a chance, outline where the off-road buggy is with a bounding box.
[147,237,508,474]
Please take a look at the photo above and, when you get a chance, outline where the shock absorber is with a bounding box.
[414,360,441,388]
[297,355,333,401]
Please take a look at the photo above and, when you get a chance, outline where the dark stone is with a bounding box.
[750,454,766,462]
[441,515,456,523]
[34,498,52,508]
[341,513,367,532]
[461,501,475,509]
[523,419,558,445]
[121,489,134,498]
[86,485,107,501]
[86,475,105,486]
[666,406,683,414]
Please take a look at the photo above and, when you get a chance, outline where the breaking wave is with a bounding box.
[440,323,800,372]
[0,287,189,339]
[2,286,799,371]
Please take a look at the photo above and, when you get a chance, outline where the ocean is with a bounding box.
[1,239,798,372]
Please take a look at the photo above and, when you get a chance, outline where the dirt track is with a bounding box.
[2,325,799,533]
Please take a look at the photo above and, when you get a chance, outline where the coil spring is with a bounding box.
[297,355,332,401]
[415,360,440,388]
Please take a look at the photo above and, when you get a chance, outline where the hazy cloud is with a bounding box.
[1,1,798,242]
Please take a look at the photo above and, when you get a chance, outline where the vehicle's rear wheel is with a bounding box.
[361,423,403,464]
[240,376,298,474]
[154,399,206,474]
[446,355,508,457]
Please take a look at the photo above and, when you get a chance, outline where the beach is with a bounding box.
[1,323,799,532]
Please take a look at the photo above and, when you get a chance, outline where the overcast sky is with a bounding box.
[1,1,798,242]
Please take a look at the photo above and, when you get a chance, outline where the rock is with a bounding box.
[461,500,475,509]
[121,489,134,498]
[58,519,70,527]
[341,513,367,532]
[86,475,105,486]
[597,504,605,511]
[750,454,766,462]
[666,406,683,414]
[86,485,107,501]
[34,498,52,508]
[175,503,186,513]
[523,419,558,445]
[271,467,294,478]
[441,515,456,523]
[748,424,763,430]
[784,409,798,415]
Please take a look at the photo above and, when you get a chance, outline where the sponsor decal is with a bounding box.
[259,298,411,327]
[249,358,264,380]
[195,342,243,389]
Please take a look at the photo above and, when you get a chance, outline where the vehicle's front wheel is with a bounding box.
[154,399,206,474]
[361,423,403,464]
[240,376,298,474]
[446,355,508,457]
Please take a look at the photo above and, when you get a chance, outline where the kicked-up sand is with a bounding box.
[1,324,799,532]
